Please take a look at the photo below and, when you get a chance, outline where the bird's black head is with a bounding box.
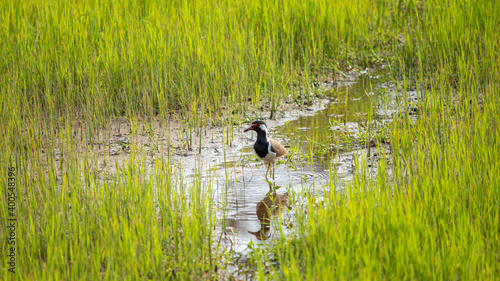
[244,120,267,132]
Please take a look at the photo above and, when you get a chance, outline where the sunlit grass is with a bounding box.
[0,0,394,125]
[247,0,500,279]
[1,0,499,279]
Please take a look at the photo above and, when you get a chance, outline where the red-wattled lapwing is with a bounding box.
[244,121,287,187]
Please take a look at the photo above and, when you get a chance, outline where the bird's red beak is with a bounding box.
[244,124,256,132]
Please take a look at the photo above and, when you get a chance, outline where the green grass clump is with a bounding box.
[1,0,500,279]
[0,121,217,279]
[0,0,396,125]
[0,2,400,278]
[248,0,500,279]
[0,1,396,279]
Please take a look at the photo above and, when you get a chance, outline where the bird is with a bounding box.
[244,120,287,188]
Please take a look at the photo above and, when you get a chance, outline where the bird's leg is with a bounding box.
[265,162,274,191]
[272,163,276,186]
[265,162,271,182]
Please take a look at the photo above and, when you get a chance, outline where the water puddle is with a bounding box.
[213,72,404,267]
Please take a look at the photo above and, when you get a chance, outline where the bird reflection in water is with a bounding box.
[248,192,289,241]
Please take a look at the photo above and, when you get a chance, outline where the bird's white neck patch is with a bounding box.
[260,124,267,133]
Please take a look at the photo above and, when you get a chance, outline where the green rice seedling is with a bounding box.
[0,116,219,279]
[0,0,397,130]
[244,0,500,279]
[2,0,499,279]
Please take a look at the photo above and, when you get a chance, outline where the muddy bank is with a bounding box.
[75,69,375,180]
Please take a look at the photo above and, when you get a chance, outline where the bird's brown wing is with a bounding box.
[270,138,287,157]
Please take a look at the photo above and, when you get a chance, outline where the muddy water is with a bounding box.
[214,73,397,258]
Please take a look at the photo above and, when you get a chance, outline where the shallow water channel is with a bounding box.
[212,72,400,260]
